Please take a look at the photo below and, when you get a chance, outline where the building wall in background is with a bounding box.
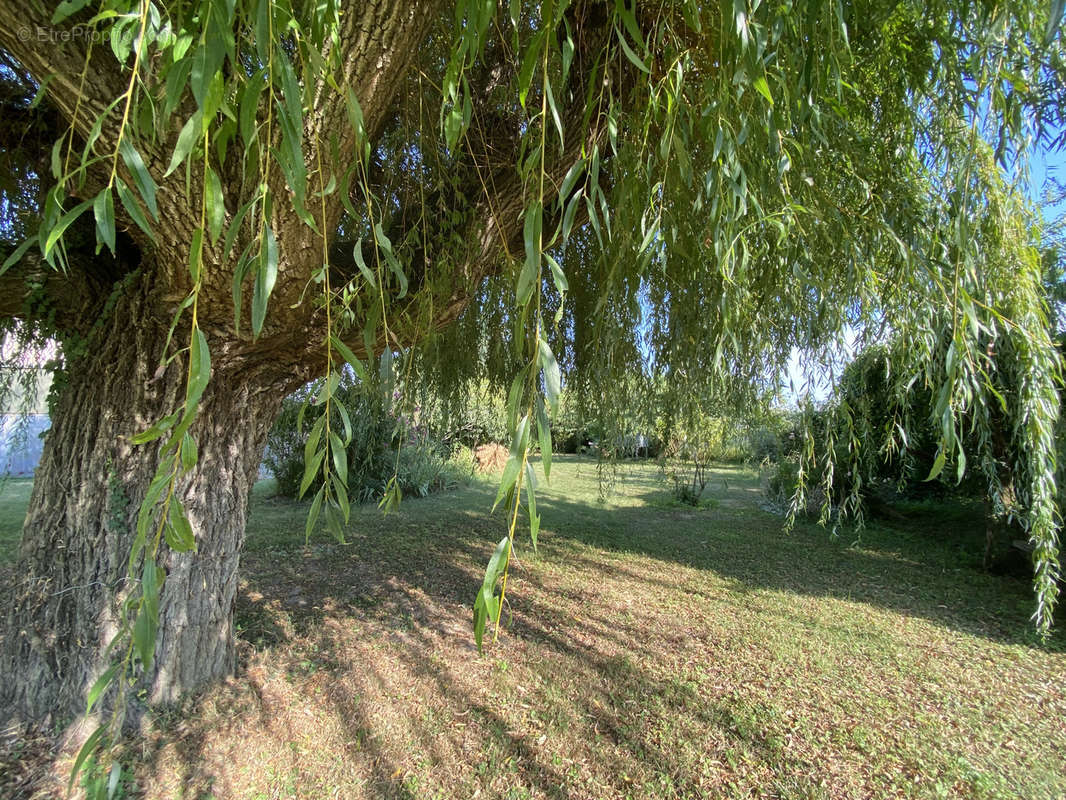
[0,414,49,476]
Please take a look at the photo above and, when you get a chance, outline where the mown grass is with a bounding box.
[0,477,32,563]
[1,458,1064,799]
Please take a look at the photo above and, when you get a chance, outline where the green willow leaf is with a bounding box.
[67,725,107,796]
[517,30,546,109]
[306,485,325,542]
[119,138,159,220]
[187,327,212,408]
[752,75,774,106]
[141,559,162,624]
[85,665,119,714]
[44,199,92,257]
[130,411,179,445]
[525,461,540,551]
[493,414,529,511]
[615,2,645,48]
[544,78,564,152]
[133,601,157,672]
[166,499,196,552]
[324,502,346,542]
[352,239,376,287]
[93,189,116,254]
[444,103,464,150]
[53,0,92,24]
[180,431,198,473]
[251,226,279,339]
[164,56,195,119]
[330,336,370,383]
[205,166,226,243]
[334,399,353,445]
[330,430,348,488]
[223,198,256,261]
[135,467,172,561]
[925,449,947,484]
[473,535,509,652]
[1045,0,1065,44]
[544,254,568,294]
[188,228,204,284]
[557,158,586,206]
[535,395,552,481]
[165,114,201,177]
[332,472,351,523]
[517,204,542,306]
[251,225,279,338]
[538,340,561,411]
[115,176,154,238]
[300,448,326,499]
[1,236,34,275]
[615,26,650,74]
[304,414,327,480]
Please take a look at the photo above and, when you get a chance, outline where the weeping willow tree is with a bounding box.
[0,0,1062,753]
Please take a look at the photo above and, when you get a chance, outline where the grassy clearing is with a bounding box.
[2,457,1064,799]
[0,477,31,565]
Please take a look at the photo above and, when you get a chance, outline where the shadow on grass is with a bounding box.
[2,457,1061,799]
[529,465,1063,651]
[139,459,1061,797]
[238,458,1062,659]
[209,553,827,797]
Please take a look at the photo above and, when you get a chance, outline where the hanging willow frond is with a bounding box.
[0,0,1061,671]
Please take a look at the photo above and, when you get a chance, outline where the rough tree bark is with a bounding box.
[0,0,441,726]
[0,274,292,723]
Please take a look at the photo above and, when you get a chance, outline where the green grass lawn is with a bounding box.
[0,477,32,562]
[1,458,1064,799]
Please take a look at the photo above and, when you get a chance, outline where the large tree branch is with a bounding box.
[0,211,139,339]
[0,3,128,143]
[307,120,598,370]
[265,1,446,314]
[0,252,118,338]
[310,0,446,146]
[0,2,450,345]
[251,2,622,370]
[0,0,620,374]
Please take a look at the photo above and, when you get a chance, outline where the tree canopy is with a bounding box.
[0,0,1064,767]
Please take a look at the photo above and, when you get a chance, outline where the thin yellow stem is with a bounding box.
[62,28,98,179]
[105,0,151,190]
[492,453,527,643]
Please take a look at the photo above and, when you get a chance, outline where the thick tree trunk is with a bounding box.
[0,278,285,725]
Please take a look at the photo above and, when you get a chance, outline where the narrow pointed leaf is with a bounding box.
[251,226,278,337]
[44,200,92,256]
[187,327,211,408]
[68,725,107,796]
[93,189,116,254]
[305,485,325,542]
[86,665,119,714]
[536,395,552,480]
[115,177,154,237]
[119,138,158,219]
[538,340,561,410]
[165,114,201,176]
[205,165,226,243]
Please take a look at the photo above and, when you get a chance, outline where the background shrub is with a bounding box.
[264,380,459,503]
